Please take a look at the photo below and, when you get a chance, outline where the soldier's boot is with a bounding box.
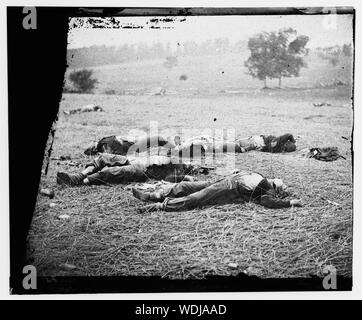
[57,172,86,186]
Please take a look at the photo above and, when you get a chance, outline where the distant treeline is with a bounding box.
[314,44,352,66]
[67,38,248,68]
[67,39,353,69]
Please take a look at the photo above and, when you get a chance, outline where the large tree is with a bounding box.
[244,28,309,88]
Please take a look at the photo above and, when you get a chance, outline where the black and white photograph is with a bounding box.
[5,6,357,296]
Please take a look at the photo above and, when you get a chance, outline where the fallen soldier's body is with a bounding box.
[173,135,242,156]
[63,104,103,115]
[84,133,296,158]
[132,171,302,212]
[173,133,296,156]
[57,153,194,186]
[236,133,296,153]
[84,135,173,156]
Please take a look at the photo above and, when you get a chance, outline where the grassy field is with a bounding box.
[28,53,353,279]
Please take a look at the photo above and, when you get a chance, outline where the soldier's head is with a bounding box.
[84,141,98,155]
[283,140,296,152]
[268,178,289,197]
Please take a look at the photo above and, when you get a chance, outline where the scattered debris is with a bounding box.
[313,102,332,107]
[330,233,341,241]
[59,214,70,220]
[318,196,341,207]
[154,88,166,96]
[63,104,103,115]
[326,200,341,207]
[59,263,77,270]
[228,263,239,269]
[304,115,324,120]
[305,147,345,161]
[49,203,57,208]
[52,155,71,161]
[40,188,54,199]
[243,266,259,276]
[67,161,81,167]
[334,79,346,86]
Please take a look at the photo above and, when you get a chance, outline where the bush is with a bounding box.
[104,89,116,95]
[69,69,98,93]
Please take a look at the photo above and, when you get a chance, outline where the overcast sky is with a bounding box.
[68,15,353,49]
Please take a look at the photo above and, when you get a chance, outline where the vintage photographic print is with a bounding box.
[23,8,353,292]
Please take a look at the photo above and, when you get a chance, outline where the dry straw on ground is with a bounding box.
[28,150,352,279]
[28,78,353,279]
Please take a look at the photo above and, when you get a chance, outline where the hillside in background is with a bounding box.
[67,38,248,69]
[64,47,353,96]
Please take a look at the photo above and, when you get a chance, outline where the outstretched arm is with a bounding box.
[260,192,302,209]
[260,194,292,209]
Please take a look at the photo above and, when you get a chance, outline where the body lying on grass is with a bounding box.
[236,133,297,153]
[169,133,297,156]
[83,133,296,157]
[57,153,197,186]
[132,171,302,212]
[63,103,103,115]
[84,134,174,156]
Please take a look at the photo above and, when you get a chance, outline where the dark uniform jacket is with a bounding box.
[261,133,296,153]
[231,172,291,209]
[84,135,170,155]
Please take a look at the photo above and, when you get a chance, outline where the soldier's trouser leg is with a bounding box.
[85,153,129,171]
[86,164,147,185]
[211,142,242,153]
[161,179,238,211]
[133,181,211,203]
[162,181,212,198]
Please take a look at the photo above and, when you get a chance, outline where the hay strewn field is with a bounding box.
[28,53,353,279]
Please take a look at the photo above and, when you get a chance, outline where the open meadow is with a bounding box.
[28,53,353,279]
